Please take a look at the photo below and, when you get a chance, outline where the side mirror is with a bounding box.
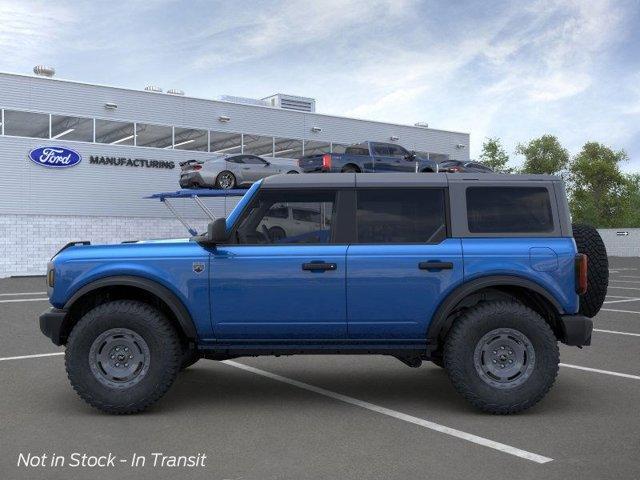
[264,161,271,166]
[206,218,228,244]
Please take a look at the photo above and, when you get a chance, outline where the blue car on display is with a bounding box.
[297,141,438,173]
[39,173,608,414]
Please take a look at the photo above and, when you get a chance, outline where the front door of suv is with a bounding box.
[210,189,348,340]
[346,187,463,341]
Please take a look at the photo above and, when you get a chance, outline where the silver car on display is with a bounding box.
[179,154,301,189]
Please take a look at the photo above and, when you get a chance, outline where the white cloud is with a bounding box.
[0,0,75,64]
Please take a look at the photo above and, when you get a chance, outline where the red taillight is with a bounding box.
[193,164,202,171]
[322,154,332,171]
[575,254,588,294]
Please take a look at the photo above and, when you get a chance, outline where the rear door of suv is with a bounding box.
[346,179,464,341]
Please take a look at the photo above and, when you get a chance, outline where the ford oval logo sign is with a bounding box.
[28,146,82,168]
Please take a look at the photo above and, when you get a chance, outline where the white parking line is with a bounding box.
[606,279,640,285]
[0,352,64,362]
[560,363,640,380]
[601,308,640,315]
[0,297,49,304]
[613,275,640,280]
[0,292,47,296]
[593,328,640,337]
[222,360,553,464]
[603,298,640,304]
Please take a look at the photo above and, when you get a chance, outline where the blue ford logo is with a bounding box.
[28,146,82,168]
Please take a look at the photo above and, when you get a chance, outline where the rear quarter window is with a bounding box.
[466,187,554,233]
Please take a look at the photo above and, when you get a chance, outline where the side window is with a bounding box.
[388,145,408,158]
[466,187,554,233]
[236,190,335,244]
[356,189,447,243]
[244,155,267,165]
[227,156,244,164]
[372,144,390,156]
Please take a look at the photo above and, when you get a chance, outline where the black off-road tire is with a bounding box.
[65,300,182,414]
[444,301,559,414]
[572,223,608,318]
[341,165,359,173]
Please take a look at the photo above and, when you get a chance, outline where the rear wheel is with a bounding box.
[268,226,287,241]
[215,171,236,189]
[572,223,608,317]
[444,301,559,414]
[287,170,299,174]
[341,165,359,173]
[65,300,181,414]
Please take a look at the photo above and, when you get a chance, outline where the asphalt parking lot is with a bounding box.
[1,258,640,480]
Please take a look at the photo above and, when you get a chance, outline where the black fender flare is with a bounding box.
[426,275,564,347]
[64,275,197,339]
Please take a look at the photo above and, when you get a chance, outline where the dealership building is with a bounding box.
[0,69,470,277]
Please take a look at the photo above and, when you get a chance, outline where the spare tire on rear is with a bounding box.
[572,224,608,317]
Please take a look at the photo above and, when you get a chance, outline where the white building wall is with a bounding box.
[597,229,640,258]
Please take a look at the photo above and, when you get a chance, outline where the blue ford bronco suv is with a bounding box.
[40,173,608,414]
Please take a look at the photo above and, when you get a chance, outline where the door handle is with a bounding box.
[419,261,453,270]
[302,262,337,272]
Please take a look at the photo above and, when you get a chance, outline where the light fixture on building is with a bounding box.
[456,143,466,149]
[310,126,322,133]
[51,128,74,139]
[218,115,231,123]
[104,102,118,110]
[33,65,55,77]
[144,85,163,93]
[170,139,195,149]
[167,89,185,96]
[414,122,429,128]
[390,135,400,141]
[110,134,134,145]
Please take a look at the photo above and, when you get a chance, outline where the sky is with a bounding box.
[0,0,639,170]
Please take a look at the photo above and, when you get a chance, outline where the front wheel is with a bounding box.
[444,301,559,414]
[215,171,236,189]
[65,300,182,414]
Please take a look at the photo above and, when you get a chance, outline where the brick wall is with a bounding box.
[0,214,213,277]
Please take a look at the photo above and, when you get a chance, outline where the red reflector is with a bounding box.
[322,154,332,170]
[575,254,588,295]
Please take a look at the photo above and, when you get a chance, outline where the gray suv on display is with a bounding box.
[179,154,301,189]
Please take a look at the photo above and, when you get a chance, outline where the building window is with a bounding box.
[273,137,303,158]
[303,140,331,156]
[136,123,173,148]
[243,134,274,156]
[51,114,93,142]
[173,127,208,151]
[210,131,242,154]
[95,119,135,145]
[3,110,49,138]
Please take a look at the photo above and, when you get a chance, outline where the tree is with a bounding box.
[516,134,569,175]
[623,174,640,227]
[479,137,513,173]
[568,142,629,227]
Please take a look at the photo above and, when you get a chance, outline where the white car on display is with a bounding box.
[179,154,301,189]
